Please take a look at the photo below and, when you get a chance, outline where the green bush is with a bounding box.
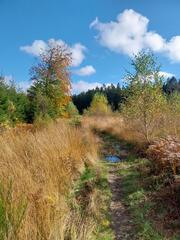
[0,76,29,126]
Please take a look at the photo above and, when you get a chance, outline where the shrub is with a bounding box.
[147,137,180,180]
[66,102,79,118]
[164,92,180,137]
[0,76,29,126]
[121,51,167,142]
[86,93,111,116]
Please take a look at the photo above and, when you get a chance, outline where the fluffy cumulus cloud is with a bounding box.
[70,43,86,67]
[90,9,180,62]
[159,71,175,79]
[20,40,47,57]
[166,36,180,62]
[74,65,96,76]
[72,80,105,94]
[20,39,86,67]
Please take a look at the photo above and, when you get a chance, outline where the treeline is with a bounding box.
[73,76,180,114]
[0,46,180,127]
[0,72,179,127]
[163,76,180,94]
[73,84,129,113]
[0,77,29,126]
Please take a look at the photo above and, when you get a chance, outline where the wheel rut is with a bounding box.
[108,166,135,240]
[98,132,136,239]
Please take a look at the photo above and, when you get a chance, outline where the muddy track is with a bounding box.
[97,132,137,239]
[108,166,136,240]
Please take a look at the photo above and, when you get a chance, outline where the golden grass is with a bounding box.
[82,111,180,144]
[82,115,123,134]
[0,120,98,239]
[82,115,143,144]
[1,113,178,239]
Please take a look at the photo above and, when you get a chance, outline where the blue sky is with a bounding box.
[1,0,180,93]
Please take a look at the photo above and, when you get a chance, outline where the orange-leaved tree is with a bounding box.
[28,43,72,121]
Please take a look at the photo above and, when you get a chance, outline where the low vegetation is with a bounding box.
[82,53,180,238]
[0,48,179,239]
[118,158,180,239]
[1,119,116,239]
[93,128,180,239]
[84,92,112,116]
[0,121,98,239]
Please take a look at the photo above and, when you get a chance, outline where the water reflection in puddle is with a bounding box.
[105,155,121,163]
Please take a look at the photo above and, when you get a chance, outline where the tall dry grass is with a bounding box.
[82,115,144,146]
[0,120,98,239]
[82,115,123,135]
[83,108,180,144]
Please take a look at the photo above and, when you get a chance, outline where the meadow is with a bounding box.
[0,121,102,239]
[0,49,179,239]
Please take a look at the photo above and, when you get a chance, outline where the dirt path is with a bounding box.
[98,132,136,239]
[108,166,135,240]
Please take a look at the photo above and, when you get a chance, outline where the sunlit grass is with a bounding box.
[0,120,99,239]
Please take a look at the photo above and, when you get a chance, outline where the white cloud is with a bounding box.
[90,9,149,56]
[166,36,180,62]
[70,43,86,67]
[159,71,175,79]
[4,75,13,84]
[89,17,99,29]
[90,9,180,62]
[74,65,96,76]
[17,81,31,92]
[20,40,47,57]
[20,39,86,67]
[144,32,165,52]
[72,80,104,94]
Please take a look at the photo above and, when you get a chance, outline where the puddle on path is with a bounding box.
[105,155,122,163]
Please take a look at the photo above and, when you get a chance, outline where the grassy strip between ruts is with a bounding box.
[117,157,180,240]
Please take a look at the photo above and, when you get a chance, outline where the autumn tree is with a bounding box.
[122,51,167,142]
[28,43,72,121]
